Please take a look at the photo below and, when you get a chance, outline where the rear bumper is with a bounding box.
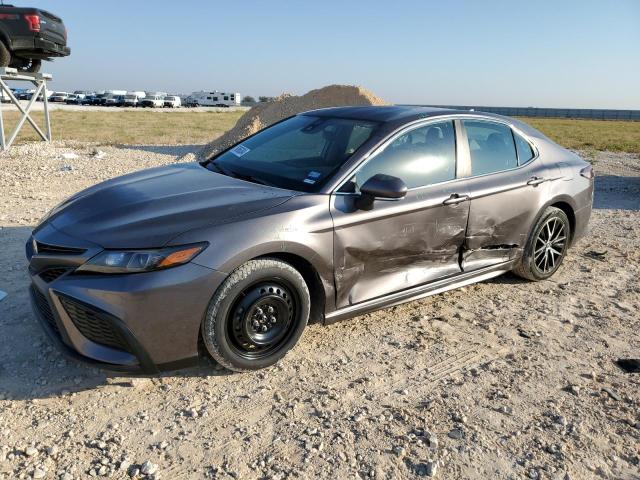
[12,36,70,58]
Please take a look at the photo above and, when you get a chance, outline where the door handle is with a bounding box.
[527,176,546,186]
[443,193,469,205]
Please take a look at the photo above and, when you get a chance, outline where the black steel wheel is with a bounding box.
[227,281,299,360]
[514,206,571,281]
[202,259,310,371]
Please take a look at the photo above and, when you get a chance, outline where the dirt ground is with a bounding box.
[0,142,638,480]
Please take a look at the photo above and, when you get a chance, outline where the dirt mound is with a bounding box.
[198,85,389,160]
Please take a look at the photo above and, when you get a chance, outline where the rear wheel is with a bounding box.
[514,206,570,281]
[202,259,310,371]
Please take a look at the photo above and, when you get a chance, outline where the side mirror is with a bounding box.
[356,173,408,210]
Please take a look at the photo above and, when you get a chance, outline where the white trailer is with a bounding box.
[186,90,241,107]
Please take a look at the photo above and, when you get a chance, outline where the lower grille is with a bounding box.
[39,267,70,283]
[31,286,60,334]
[58,296,131,353]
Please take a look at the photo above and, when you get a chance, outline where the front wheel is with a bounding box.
[513,206,571,281]
[202,258,310,371]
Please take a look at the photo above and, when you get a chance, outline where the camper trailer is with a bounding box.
[186,91,241,107]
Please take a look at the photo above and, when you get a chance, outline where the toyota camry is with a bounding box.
[27,106,594,372]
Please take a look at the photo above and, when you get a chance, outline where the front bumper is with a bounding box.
[27,224,227,373]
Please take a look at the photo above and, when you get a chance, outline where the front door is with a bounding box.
[330,120,470,308]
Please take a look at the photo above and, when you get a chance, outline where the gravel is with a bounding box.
[0,143,638,479]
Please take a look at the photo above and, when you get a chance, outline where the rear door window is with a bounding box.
[463,120,518,176]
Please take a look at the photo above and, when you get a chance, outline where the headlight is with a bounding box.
[77,243,208,274]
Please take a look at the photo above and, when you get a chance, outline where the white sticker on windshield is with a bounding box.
[303,178,316,184]
[230,145,250,157]
[307,171,321,179]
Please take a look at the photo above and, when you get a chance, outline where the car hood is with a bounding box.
[48,163,295,248]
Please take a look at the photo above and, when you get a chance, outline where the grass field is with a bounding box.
[2,110,638,153]
[2,110,244,146]
[519,118,640,154]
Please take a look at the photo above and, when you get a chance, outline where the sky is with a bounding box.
[13,0,640,109]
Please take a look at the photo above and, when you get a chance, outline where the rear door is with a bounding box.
[459,119,552,270]
[331,120,470,307]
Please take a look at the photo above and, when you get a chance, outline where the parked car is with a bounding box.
[140,94,164,108]
[65,93,82,104]
[26,106,594,373]
[0,5,70,72]
[91,93,107,105]
[104,94,125,107]
[164,95,181,108]
[80,94,95,105]
[17,89,35,100]
[49,91,68,102]
[123,91,146,107]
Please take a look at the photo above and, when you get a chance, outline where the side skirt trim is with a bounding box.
[324,261,513,324]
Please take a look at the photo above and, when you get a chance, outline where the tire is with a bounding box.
[202,258,310,372]
[0,42,10,68]
[513,206,571,281]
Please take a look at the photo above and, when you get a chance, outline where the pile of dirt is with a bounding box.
[197,84,389,160]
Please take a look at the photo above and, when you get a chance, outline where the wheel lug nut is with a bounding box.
[268,306,274,313]
[252,320,260,329]
[270,316,277,324]
[261,325,268,332]
[256,308,263,315]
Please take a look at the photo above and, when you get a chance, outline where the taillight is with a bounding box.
[580,165,595,180]
[24,14,41,32]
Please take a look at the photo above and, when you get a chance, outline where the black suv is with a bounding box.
[0,5,70,73]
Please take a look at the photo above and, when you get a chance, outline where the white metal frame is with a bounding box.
[0,67,52,151]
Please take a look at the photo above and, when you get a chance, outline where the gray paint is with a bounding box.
[27,106,594,371]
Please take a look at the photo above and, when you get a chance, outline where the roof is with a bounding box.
[304,105,463,123]
[302,105,546,139]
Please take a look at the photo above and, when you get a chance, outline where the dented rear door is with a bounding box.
[460,119,551,271]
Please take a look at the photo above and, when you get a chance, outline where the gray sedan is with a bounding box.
[27,106,594,372]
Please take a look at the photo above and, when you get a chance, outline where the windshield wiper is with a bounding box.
[207,162,273,187]
[228,170,274,187]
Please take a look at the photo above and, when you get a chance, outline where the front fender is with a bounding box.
[168,195,336,311]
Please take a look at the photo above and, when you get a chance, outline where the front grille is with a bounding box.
[58,296,131,353]
[35,241,86,255]
[39,267,70,283]
[31,286,60,334]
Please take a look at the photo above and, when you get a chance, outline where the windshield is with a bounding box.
[207,115,378,192]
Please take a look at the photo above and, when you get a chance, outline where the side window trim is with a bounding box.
[512,128,537,166]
